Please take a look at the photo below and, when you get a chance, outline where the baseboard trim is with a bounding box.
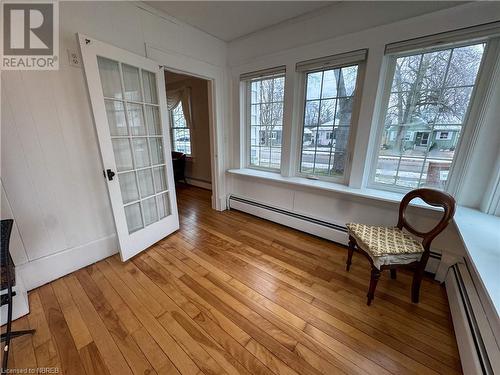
[185,178,212,190]
[17,234,119,291]
[446,263,499,374]
[228,194,441,272]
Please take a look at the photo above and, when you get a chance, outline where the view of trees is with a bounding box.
[385,43,484,154]
[301,65,358,176]
[250,75,285,169]
[375,43,485,188]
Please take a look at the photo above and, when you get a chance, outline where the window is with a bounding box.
[170,102,191,155]
[299,64,361,180]
[373,42,486,190]
[244,70,285,170]
[437,131,452,140]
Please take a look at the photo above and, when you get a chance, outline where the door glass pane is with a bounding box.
[153,166,167,192]
[105,100,128,136]
[112,139,133,172]
[157,193,171,219]
[124,203,143,233]
[119,172,139,204]
[122,64,142,102]
[150,138,164,165]
[97,57,122,99]
[142,70,158,104]
[132,138,150,168]
[145,105,161,135]
[127,103,146,136]
[142,197,158,226]
[137,169,154,198]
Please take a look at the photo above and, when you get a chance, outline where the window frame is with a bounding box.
[367,38,494,194]
[169,102,192,157]
[243,71,286,172]
[295,62,365,184]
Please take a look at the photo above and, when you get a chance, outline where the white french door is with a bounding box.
[79,34,179,261]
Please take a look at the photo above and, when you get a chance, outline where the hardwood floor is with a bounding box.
[4,185,461,374]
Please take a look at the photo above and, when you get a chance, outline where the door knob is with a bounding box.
[104,169,116,181]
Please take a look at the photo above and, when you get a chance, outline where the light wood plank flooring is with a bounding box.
[4,185,461,374]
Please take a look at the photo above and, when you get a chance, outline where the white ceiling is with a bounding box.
[144,1,335,42]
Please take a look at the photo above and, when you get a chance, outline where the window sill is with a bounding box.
[453,207,500,316]
[227,168,439,211]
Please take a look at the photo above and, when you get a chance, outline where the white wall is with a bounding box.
[226,2,500,260]
[0,1,227,290]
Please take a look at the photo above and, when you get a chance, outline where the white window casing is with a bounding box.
[369,36,495,193]
[241,67,286,171]
[295,49,367,183]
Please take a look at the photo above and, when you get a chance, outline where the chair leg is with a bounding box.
[346,238,355,271]
[390,269,397,280]
[367,267,381,305]
[1,329,36,342]
[411,262,426,303]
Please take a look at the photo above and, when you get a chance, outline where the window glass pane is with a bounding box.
[306,72,322,100]
[124,203,143,233]
[321,69,339,98]
[105,100,128,136]
[373,43,485,191]
[420,50,450,91]
[335,97,353,125]
[122,64,142,102]
[391,55,421,93]
[157,193,171,219]
[445,44,485,87]
[304,101,320,126]
[145,105,161,135]
[319,99,335,126]
[97,57,122,99]
[300,64,360,179]
[119,172,139,204]
[132,138,150,168]
[137,169,154,198]
[150,138,164,165]
[142,197,158,226]
[273,77,285,102]
[248,74,285,170]
[330,152,346,176]
[112,139,133,172]
[169,102,191,155]
[142,70,158,104]
[172,129,191,155]
[127,103,146,136]
[339,66,358,96]
[333,126,350,152]
[153,166,168,193]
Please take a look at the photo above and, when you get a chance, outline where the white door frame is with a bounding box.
[146,44,226,211]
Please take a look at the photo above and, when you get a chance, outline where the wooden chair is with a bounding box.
[1,219,35,371]
[345,188,456,305]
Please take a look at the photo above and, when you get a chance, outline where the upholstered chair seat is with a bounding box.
[346,223,424,269]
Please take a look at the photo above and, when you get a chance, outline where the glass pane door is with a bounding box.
[97,57,171,234]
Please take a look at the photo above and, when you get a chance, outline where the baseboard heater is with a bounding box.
[228,195,441,268]
[445,262,499,374]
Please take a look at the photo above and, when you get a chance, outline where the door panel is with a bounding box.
[79,34,179,261]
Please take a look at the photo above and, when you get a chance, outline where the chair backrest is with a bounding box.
[396,188,456,251]
[1,219,14,262]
